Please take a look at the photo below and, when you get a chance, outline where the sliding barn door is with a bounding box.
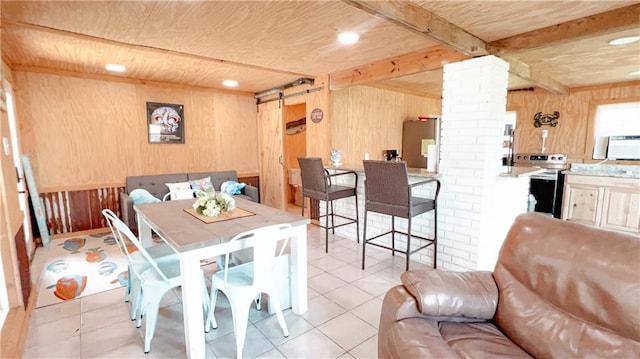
[257,101,286,209]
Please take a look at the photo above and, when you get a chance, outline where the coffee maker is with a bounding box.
[383,149,400,161]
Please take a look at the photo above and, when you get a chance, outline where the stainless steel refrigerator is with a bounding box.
[401,119,438,168]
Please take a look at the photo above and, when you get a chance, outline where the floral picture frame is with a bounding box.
[146,101,185,144]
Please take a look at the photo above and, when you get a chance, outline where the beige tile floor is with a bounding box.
[23,223,430,359]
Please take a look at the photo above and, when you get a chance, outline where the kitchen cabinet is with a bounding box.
[562,174,640,233]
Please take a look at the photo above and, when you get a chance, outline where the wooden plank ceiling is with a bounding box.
[1,1,639,96]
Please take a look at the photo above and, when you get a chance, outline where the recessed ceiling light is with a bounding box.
[630,70,640,76]
[608,36,640,46]
[338,32,360,45]
[105,63,126,72]
[222,80,238,87]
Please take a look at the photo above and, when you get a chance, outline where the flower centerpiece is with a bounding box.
[192,191,236,217]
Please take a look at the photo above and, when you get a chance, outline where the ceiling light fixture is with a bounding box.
[608,36,640,46]
[629,70,640,76]
[222,80,238,87]
[105,63,126,72]
[338,32,360,45]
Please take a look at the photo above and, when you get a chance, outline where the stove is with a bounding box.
[513,153,568,218]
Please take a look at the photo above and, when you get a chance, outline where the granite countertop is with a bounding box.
[499,166,546,178]
[564,164,640,179]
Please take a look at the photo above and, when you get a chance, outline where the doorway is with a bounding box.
[283,103,306,213]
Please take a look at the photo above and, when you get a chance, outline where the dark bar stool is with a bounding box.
[362,160,441,271]
[298,157,359,253]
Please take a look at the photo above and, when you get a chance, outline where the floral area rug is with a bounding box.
[35,231,128,308]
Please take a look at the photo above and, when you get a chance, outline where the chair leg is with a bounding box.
[331,201,336,235]
[325,200,330,253]
[143,292,162,354]
[125,266,132,302]
[130,279,142,322]
[205,288,219,332]
[406,217,412,271]
[228,296,253,359]
[362,209,368,270]
[267,289,289,338]
[301,196,305,217]
[354,194,360,244]
[433,207,438,269]
[391,216,395,257]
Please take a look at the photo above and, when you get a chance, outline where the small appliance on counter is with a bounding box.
[383,149,400,161]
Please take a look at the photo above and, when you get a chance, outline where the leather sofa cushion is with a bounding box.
[381,318,458,358]
[440,322,532,359]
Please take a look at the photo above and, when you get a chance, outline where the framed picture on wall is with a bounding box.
[146,102,185,144]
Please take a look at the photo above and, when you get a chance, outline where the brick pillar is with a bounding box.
[436,56,510,270]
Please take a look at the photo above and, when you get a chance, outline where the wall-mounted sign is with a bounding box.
[310,108,324,123]
[533,111,559,127]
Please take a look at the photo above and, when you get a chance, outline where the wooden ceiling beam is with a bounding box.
[488,4,640,55]
[502,56,569,95]
[329,45,468,90]
[341,0,571,95]
[341,0,488,57]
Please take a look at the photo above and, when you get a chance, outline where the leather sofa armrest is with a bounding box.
[402,270,498,321]
[242,185,260,203]
[120,193,136,230]
[379,286,460,359]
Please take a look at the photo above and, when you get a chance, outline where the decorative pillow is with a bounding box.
[173,189,196,200]
[129,189,161,205]
[189,177,214,193]
[220,180,246,195]
[165,181,191,201]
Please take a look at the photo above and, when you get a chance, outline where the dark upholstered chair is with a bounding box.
[362,160,440,271]
[297,157,359,253]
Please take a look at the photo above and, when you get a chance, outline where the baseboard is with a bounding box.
[49,227,111,240]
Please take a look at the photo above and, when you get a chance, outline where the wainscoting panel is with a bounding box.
[40,186,123,236]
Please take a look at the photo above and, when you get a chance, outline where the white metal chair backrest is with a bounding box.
[101,209,170,282]
[221,223,292,287]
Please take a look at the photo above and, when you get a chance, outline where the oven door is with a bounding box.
[529,171,565,218]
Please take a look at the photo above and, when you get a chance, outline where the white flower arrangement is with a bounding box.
[192,191,236,217]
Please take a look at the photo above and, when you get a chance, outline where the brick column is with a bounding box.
[435,55,510,270]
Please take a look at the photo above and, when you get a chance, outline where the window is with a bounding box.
[592,101,640,159]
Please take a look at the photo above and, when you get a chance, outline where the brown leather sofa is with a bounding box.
[378,213,640,358]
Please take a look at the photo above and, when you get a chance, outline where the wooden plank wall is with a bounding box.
[330,85,441,167]
[14,71,260,190]
[508,82,640,163]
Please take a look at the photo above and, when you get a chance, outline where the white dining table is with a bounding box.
[134,197,310,358]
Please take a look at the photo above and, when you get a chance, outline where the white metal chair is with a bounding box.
[102,209,177,320]
[102,209,210,353]
[205,224,292,359]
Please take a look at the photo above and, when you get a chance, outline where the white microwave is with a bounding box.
[607,135,640,160]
